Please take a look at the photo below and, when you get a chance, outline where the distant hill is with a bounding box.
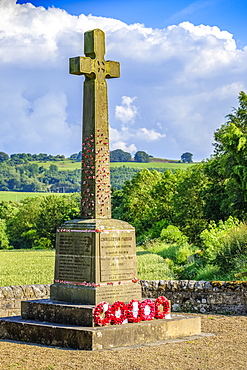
[0,154,197,195]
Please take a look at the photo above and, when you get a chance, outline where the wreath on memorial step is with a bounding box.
[93,301,112,327]
[139,299,155,321]
[155,296,170,319]
[93,296,170,326]
[111,301,127,325]
[127,299,141,323]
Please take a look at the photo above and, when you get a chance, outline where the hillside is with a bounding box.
[0,155,197,194]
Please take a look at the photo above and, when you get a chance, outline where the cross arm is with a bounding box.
[69,56,93,76]
[105,60,120,79]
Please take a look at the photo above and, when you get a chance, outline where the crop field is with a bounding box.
[0,191,66,202]
[0,248,172,287]
[0,249,55,286]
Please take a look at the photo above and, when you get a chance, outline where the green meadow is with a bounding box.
[110,161,196,170]
[0,249,55,286]
[34,159,196,171]
[0,191,66,202]
[32,160,80,171]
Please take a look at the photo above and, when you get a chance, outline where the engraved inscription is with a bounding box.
[55,232,94,282]
[100,231,137,281]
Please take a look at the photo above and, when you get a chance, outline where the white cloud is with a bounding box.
[111,141,137,155]
[115,96,138,124]
[135,128,166,141]
[0,1,247,160]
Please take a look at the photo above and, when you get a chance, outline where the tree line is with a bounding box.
[0,161,148,192]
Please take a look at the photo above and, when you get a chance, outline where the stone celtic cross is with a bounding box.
[70,29,120,219]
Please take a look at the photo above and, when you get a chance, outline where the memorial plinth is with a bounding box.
[0,28,202,350]
[50,219,141,304]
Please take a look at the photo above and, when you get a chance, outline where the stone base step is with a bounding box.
[0,314,201,351]
[21,299,96,327]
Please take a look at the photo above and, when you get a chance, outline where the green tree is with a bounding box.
[0,152,9,163]
[202,157,229,222]
[0,219,9,249]
[181,152,193,163]
[172,165,208,242]
[212,91,247,218]
[34,194,80,246]
[134,151,150,163]
[110,149,132,162]
[7,197,43,249]
[49,164,58,173]
[7,194,80,249]
[112,169,163,234]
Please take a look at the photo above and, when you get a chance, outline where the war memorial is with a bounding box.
[0,29,201,350]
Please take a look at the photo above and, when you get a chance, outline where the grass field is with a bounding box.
[33,160,80,171]
[110,162,196,170]
[0,191,66,202]
[34,159,196,171]
[0,248,173,287]
[0,249,55,286]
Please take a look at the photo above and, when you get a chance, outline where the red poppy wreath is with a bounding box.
[93,301,112,326]
[111,301,127,325]
[139,299,155,321]
[127,299,141,323]
[155,296,170,319]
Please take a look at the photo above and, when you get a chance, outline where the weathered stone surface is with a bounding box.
[140,280,247,314]
[70,29,119,220]
[21,299,96,327]
[51,281,141,305]
[22,285,35,298]
[0,314,201,350]
[50,30,141,307]
[52,219,141,304]
[2,287,14,299]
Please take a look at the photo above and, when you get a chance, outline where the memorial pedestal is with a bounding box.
[51,218,142,305]
[0,298,201,350]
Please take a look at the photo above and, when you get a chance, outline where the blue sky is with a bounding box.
[16,0,247,47]
[1,0,247,160]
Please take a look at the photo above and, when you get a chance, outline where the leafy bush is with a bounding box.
[141,233,196,279]
[7,194,80,249]
[160,225,188,244]
[200,216,241,261]
[194,264,221,281]
[214,223,247,271]
[136,249,175,280]
[0,219,9,249]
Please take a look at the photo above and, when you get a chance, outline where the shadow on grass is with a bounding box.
[136,250,154,256]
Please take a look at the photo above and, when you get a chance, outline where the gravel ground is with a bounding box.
[0,314,246,370]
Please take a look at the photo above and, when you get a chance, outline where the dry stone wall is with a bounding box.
[0,284,50,317]
[141,280,247,315]
[0,281,247,316]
